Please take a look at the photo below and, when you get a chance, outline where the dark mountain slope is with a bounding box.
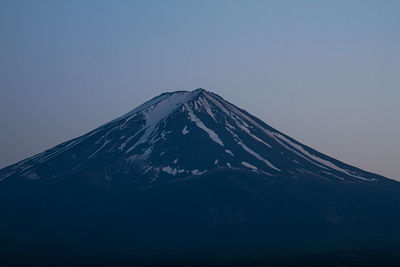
[0,88,399,265]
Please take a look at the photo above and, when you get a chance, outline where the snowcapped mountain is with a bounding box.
[0,88,385,184]
[1,89,400,265]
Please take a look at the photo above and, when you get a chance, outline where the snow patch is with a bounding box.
[120,130,143,151]
[225,121,236,130]
[225,149,234,157]
[182,125,189,135]
[143,166,153,174]
[234,119,272,148]
[88,139,112,159]
[126,91,201,153]
[141,147,153,159]
[113,92,172,123]
[162,166,178,176]
[241,161,258,170]
[205,93,231,115]
[237,140,280,171]
[273,133,374,181]
[24,172,40,180]
[192,169,207,175]
[186,104,224,146]
[225,127,280,172]
[197,96,217,122]
[160,130,171,140]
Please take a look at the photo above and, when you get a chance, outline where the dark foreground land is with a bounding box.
[1,169,400,266]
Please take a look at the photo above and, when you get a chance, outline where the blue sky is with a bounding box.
[0,0,399,179]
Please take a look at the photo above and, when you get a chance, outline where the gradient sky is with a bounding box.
[0,0,399,180]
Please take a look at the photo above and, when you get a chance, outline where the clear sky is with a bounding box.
[0,0,399,180]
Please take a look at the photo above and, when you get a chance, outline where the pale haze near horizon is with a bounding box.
[0,0,399,180]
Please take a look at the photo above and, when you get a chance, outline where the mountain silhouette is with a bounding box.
[1,88,400,265]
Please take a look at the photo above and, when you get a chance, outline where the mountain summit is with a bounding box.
[1,89,400,264]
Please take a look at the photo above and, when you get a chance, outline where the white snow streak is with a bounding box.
[192,169,207,175]
[186,104,224,146]
[182,125,189,135]
[88,139,112,159]
[241,161,258,170]
[207,93,366,177]
[206,94,272,149]
[119,130,142,151]
[225,149,235,157]
[237,140,280,171]
[197,97,217,122]
[273,133,375,181]
[225,127,280,172]
[162,166,178,176]
[126,91,201,153]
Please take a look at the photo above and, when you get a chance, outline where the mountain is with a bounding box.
[1,88,400,265]
[0,88,386,183]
